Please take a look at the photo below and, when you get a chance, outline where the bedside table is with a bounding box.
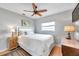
[61,38,79,56]
[8,36,18,50]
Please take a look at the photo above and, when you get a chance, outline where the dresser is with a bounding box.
[61,38,79,56]
[8,36,18,50]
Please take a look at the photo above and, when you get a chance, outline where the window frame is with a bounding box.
[41,22,55,31]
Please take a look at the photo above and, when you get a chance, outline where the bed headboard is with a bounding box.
[17,26,34,36]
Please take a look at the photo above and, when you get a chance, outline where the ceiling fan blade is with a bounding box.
[36,12,42,16]
[31,13,35,16]
[24,10,33,12]
[32,3,37,10]
[38,9,47,12]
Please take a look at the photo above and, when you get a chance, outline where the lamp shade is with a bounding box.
[10,29,15,32]
[64,25,75,32]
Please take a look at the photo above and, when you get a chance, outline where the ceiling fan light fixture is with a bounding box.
[23,3,47,16]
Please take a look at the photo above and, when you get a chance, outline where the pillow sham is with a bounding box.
[18,28,34,35]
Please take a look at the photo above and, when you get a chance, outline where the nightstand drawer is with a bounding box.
[62,45,76,56]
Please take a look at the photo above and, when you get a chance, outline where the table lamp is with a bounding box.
[10,29,15,37]
[8,25,15,37]
[64,25,75,39]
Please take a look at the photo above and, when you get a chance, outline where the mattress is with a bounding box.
[18,34,55,56]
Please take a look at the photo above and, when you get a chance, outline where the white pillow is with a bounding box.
[19,31,27,35]
[26,29,34,35]
[19,28,34,35]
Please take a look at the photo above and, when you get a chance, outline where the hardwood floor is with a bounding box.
[49,45,62,56]
[0,45,62,56]
[3,47,31,56]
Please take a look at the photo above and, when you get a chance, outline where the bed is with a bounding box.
[18,34,55,56]
[17,27,55,56]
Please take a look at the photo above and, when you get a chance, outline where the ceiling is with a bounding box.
[0,3,77,19]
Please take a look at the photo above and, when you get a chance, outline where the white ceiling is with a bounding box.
[0,3,77,19]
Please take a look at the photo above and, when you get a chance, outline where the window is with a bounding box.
[41,22,55,31]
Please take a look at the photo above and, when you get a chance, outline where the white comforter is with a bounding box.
[18,34,55,56]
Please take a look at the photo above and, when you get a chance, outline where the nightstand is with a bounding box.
[8,36,18,50]
[61,38,79,56]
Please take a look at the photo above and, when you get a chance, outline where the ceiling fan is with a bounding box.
[23,3,47,16]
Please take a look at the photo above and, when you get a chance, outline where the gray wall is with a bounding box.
[0,7,34,51]
[0,7,34,31]
[34,10,73,43]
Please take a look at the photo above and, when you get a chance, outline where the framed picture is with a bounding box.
[21,19,30,26]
